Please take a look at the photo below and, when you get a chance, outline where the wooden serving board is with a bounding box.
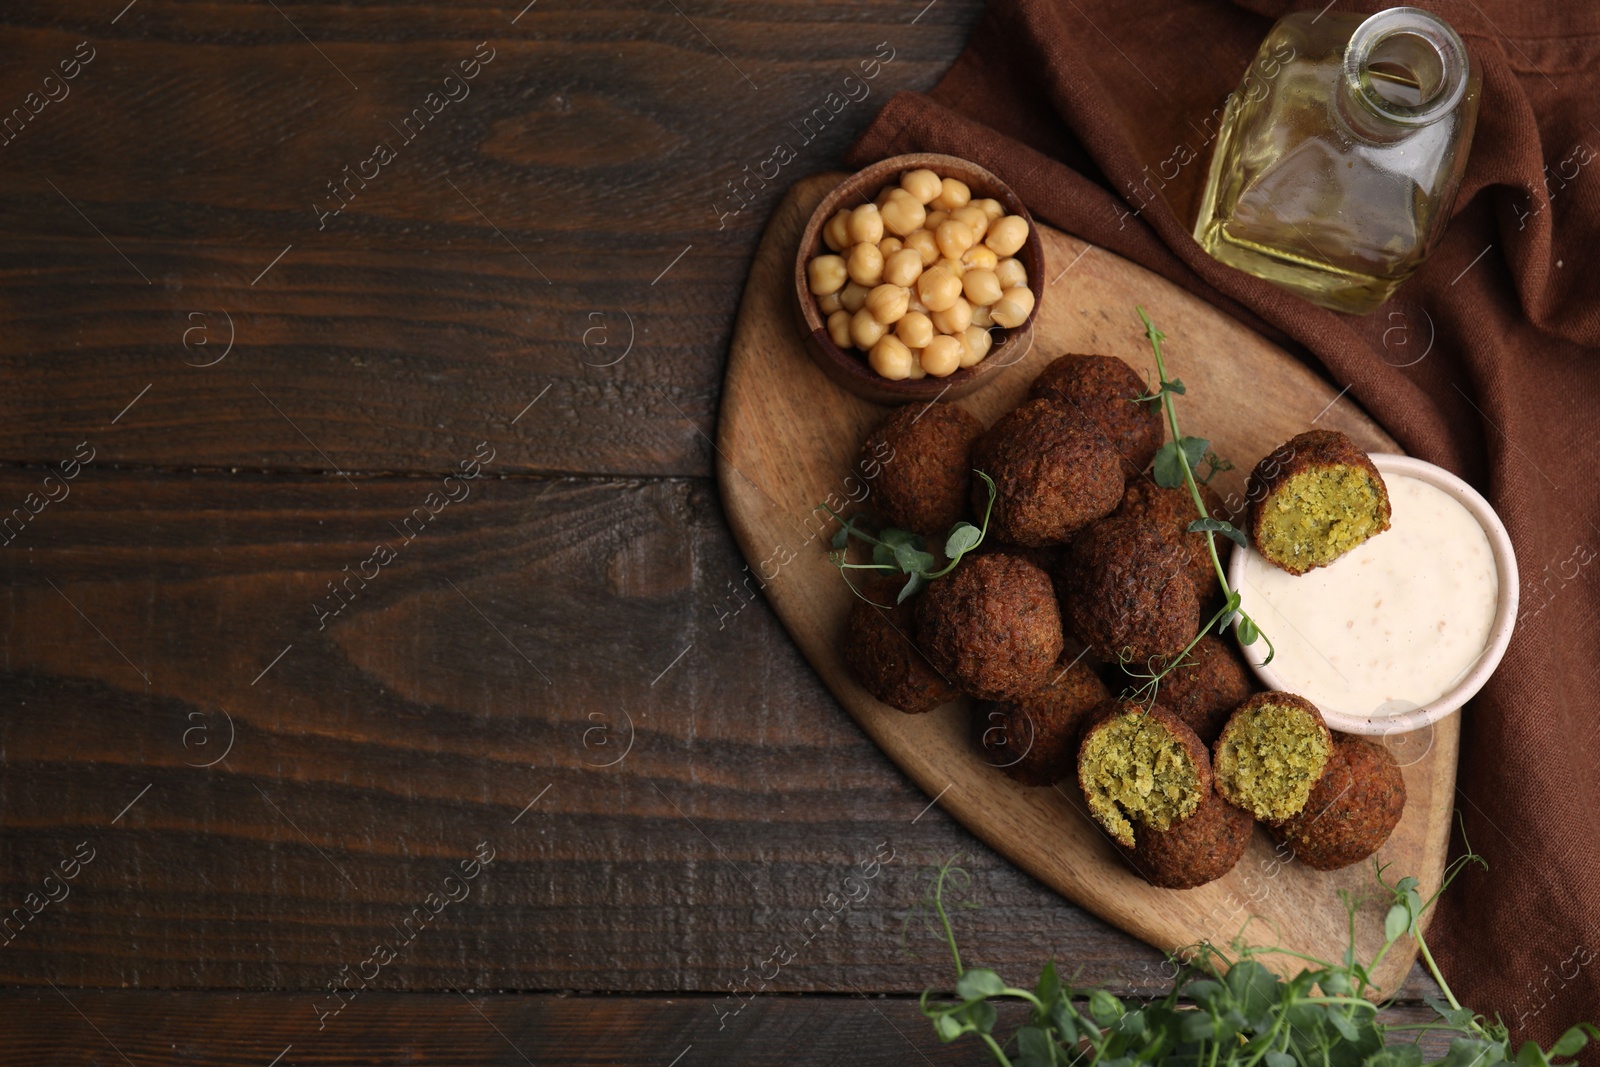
[716,172,1457,992]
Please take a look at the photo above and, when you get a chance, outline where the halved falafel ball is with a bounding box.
[1077,701,1212,848]
[1154,635,1256,746]
[844,578,959,714]
[1273,735,1406,870]
[1247,429,1392,576]
[915,553,1063,702]
[1120,782,1253,889]
[971,399,1123,547]
[1118,479,1229,604]
[858,402,985,541]
[1213,692,1334,823]
[1060,515,1199,667]
[1027,354,1166,475]
[973,652,1108,786]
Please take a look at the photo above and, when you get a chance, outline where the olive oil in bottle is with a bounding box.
[1194,7,1480,315]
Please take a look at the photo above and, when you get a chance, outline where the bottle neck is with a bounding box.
[1336,7,1470,143]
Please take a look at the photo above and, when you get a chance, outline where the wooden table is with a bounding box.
[0,2,1440,1061]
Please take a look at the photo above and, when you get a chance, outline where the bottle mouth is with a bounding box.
[1343,7,1470,126]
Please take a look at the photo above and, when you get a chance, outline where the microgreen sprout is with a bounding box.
[822,470,997,605]
[1125,307,1274,708]
[917,820,1598,1067]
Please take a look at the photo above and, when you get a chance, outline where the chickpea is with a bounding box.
[850,307,887,349]
[818,290,843,314]
[930,177,971,211]
[961,324,993,367]
[962,244,998,272]
[986,215,1030,257]
[935,219,976,260]
[975,197,1005,222]
[921,334,964,377]
[907,357,928,379]
[874,185,895,209]
[847,243,884,287]
[880,189,927,237]
[823,210,852,253]
[924,209,950,233]
[848,204,884,245]
[952,205,989,241]
[900,168,942,205]
[932,296,972,335]
[962,268,1002,307]
[879,238,903,260]
[905,229,939,267]
[907,293,929,315]
[896,311,934,349]
[827,309,853,349]
[970,302,993,328]
[839,280,870,313]
[937,256,966,278]
[865,283,910,325]
[995,257,1028,290]
[869,335,915,380]
[990,285,1036,328]
[807,254,847,296]
[917,266,962,313]
[883,247,924,288]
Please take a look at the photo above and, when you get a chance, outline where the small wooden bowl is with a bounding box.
[793,153,1046,406]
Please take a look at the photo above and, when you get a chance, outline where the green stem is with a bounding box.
[933,863,963,977]
[977,1031,1016,1067]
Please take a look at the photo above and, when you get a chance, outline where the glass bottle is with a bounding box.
[1193,7,1480,315]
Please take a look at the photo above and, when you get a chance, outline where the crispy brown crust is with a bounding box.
[1120,783,1253,889]
[915,553,1063,701]
[1027,354,1166,475]
[1273,735,1406,870]
[1077,700,1214,847]
[971,399,1124,547]
[1117,479,1228,605]
[1154,635,1256,746]
[973,653,1109,786]
[1060,516,1199,666]
[1212,692,1335,823]
[858,402,985,541]
[1245,429,1393,576]
[844,578,959,714]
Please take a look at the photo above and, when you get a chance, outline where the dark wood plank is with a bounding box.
[0,991,1452,1065]
[0,0,984,478]
[0,464,1444,999]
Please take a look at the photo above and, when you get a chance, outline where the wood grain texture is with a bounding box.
[0,991,1453,1066]
[717,173,1459,996]
[0,1,983,479]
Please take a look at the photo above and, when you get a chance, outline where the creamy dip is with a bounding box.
[1237,473,1498,719]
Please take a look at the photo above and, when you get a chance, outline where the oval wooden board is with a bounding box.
[716,172,1457,992]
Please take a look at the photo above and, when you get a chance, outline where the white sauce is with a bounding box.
[1238,473,1498,718]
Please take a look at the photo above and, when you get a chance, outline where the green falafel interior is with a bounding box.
[1214,696,1332,821]
[1078,710,1204,847]
[1255,464,1389,571]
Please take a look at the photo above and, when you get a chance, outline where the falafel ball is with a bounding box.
[1060,515,1199,666]
[1077,700,1212,848]
[1120,782,1253,889]
[1153,635,1256,745]
[1247,429,1392,576]
[1273,735,1406,870]
[973,652,1109,786]
[1117,479,1229,604]
[1212,692,1334,823]
[858,402,985,541]
[844,578,960,714]
[1027,354,1166,475]
[971,399,1123,547]
[916,553,1063,701]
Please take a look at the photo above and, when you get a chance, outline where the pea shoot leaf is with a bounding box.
[945,522,983,558]
[956,968,1007,1001]
[896,571,926,604]
[1188,516,1248,548]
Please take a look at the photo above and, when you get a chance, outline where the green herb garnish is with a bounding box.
[822,470,997,605]
[1125,307,1274,705]
[916,827,1598,1067]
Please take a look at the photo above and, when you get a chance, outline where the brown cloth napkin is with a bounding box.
[848,0,1600,1046]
